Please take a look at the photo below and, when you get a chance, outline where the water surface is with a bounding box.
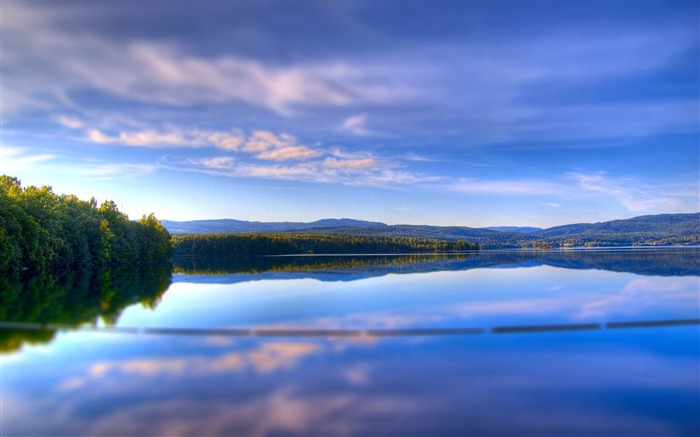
[2,248,699,436]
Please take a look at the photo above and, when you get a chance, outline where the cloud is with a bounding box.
[243,131,295,153]
[2,3,413,116]
[341,114,373,136]
[568,172,689,213]
[3,0,696,152]
[323,157,377,169]
[52,115,85,129]
[84,127,322,161]
[182,153,436,187]
[0,146,56,171]
[451,179,563,196]
[82,163,158,177]
[242,131,322,161]
[87,129,204,148]
[199,157,236,169]
[205,132,245,151]
[403,152,442,162]
[445,172,698,214]
[257,146,322,161]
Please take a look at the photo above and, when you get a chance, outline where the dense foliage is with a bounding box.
[0,176,172,274]
[172,233,478,257]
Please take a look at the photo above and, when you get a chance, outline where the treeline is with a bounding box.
[0,176,172,274]
[172,233,479,257]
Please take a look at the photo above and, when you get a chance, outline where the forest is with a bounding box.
[172,233,479,257]
[0,176,172,275]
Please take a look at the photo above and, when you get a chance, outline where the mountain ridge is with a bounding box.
[162,213,700,247]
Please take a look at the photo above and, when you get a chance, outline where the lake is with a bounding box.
[2,248,699,436]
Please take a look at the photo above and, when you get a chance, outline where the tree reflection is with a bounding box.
[0,263,171,352]
[173,248,700,278]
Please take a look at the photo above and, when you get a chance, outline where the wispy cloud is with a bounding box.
[241,131,321,161]
[52,114,85,129]
[2,3,413,117]
[82,163,158,178]
[177,153,437,187]
[81,126,323,162]
[257,146,322,161]
[445,172,697,214]
[341,114,374,136]
[323,157,376,169]
[403,153,442,163]
[451,179,563,196]
[567,172,690,213]
[0,146,56,171]
[87,129,205,148]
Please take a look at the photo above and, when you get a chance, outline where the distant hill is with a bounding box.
[484,226,543,234]
[162,213,700,248]
[534,214,699,238]
[162,218,386,235]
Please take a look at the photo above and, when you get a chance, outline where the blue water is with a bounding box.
[2,249,699,436]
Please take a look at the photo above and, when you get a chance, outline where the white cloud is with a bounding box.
[2,3,413,117]
[243,131,294,153]
[567,172,689,213]
[323,157,377,169]
[87,129,204,148]
[403,152,441,162]
[83,163,158,177]
[52,115,85,129]
[3,0,695,149]
[183,153,437,187]
[83,127,322,161]
[240,131,322,161]
[0,146,56,172]
[341,114,373,136]
[199,157,236,169]
[257,146,322,161]
[206,132,245,151]
[452,179,563,196]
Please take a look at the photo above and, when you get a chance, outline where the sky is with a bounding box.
[0,0,698,228]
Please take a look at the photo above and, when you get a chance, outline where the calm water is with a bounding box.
[2,248,699,436]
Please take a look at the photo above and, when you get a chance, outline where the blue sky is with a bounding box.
[1,0,698,227]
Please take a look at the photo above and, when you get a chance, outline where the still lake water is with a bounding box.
[2,248,699,436]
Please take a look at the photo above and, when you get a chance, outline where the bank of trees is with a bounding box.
[172,233,478,257]
[0,176,171,274]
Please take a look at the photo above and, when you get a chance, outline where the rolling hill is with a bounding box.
[161,218,386,235]
[162,213,700,247]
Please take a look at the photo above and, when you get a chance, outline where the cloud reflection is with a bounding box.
[77,341,321,382]
[10,332,695,436]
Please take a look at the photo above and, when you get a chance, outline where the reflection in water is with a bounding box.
[4,330,699,436]
[5,318,700,339]
[0,264,171,352]
[2,248,699,436]
[173,247,700,279]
